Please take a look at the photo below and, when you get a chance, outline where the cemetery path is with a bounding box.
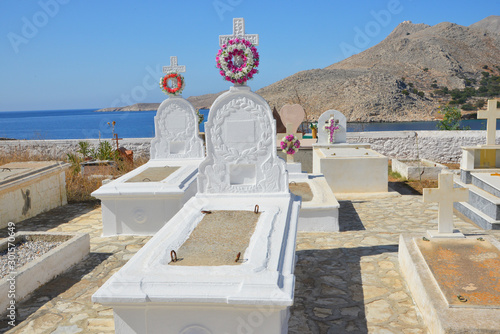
[1,195,499,334]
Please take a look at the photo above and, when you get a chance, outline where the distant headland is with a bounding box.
[95,103,161,112]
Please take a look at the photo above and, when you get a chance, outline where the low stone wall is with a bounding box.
[0,166,68,228]
[1,130,497,164]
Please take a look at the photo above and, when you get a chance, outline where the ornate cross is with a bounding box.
[219,18,259,47]
[477,99,500,145]
[324,116,339,144]
[163,56,186,74]
[423,172,468,236]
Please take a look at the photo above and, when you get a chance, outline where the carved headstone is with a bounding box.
[317,110,347,144]
[150,98,205,160]
[198,85,287,194]
[150,57,204,160]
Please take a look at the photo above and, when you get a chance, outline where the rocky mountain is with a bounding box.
[470,15,500,34]
[188,16,500,122]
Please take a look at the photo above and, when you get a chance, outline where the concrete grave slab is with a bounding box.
[399,234,500,333]
[0,232,89,314]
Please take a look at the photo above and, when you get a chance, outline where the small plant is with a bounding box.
[475,99,486,109]
[107,121,116,137]
[196,110,204,125]
[402,89,409,96]
[483,65,489,69]
[461,103,476,111]
[437,105,469,130]
[417,91,425,98]
[91,141,117,161]
[66,153,82,174]
[408,82,414,88]
[423,68,429,72]
[77,141,91,159]
[309,122,318,130]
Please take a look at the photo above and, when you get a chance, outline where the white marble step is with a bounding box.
[454,175,500,230]
[471,172,500,198]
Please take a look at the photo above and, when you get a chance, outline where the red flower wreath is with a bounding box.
[160,73,185,96]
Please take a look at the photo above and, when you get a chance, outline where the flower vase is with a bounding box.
[312,128,317,139]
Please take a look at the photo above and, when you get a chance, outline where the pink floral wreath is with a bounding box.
[280,134,301,155]
[216,38,259,84]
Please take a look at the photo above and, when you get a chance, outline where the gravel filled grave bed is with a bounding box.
[0,240,63,279]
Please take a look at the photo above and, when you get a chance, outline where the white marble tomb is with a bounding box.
[93,19,301,334]
[312,110,388,194]
[91,57,205,236]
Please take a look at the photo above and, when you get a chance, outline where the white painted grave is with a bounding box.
[423,171,468,238]
[93,21,300,334]
[92,57,205,236]
[460,100,500,180]
[312,110,388,194]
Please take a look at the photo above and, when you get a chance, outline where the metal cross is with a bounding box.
[219,18,259,47]
[477,99,500,145]
[423,172,468,235]
[162,56,186,74]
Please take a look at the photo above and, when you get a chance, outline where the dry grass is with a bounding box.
[388,161,461,194]
[1,151,148,203]
[65,157,147,203]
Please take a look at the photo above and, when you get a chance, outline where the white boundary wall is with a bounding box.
[1,130,497,163]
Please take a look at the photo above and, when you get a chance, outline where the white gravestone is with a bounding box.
[92,56,205,236]
[312,110,388,193]
[317,109,346,145]
[423,171,469,238]
[93,22,301,334]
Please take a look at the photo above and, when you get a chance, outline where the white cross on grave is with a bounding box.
[423,172,469,238]
[219,17,259,47]
[162,56,186,74]
[477,99,500,146]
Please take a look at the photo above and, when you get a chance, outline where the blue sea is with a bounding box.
[0,108,490,140]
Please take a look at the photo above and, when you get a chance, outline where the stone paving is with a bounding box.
[1,195,499,334]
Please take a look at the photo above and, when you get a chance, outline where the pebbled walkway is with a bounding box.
[1,195,499,334]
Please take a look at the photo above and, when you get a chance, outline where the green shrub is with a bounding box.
[402,89,409,95]
[437,105,467,130]
[461,103,476,111]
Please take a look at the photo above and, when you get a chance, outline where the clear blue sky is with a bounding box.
[0,0,496,112]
